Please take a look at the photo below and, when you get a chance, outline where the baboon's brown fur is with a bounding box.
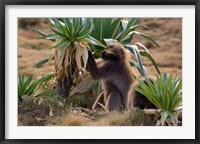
[87,43,133,111]
[87,42,155,111]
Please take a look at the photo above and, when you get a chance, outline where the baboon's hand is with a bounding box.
[100,50,106,59]
[88,50,93,58]
[86,50,94,71]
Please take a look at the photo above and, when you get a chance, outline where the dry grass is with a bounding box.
[127,18,182,78]
[90,109,156,126]
[48,108,156,126]
[18,47,54,77]
[49,113,88,126]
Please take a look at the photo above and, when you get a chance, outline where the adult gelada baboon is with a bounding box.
[87,43,133,111]
[87,42,156,111]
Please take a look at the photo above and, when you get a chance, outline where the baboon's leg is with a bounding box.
[105,91,124,112]
[92,92,105,110]
[127,88,134,111]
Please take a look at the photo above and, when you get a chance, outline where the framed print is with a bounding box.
[0,0,199,143]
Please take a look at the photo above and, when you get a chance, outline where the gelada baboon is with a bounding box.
[87,42,156,111]
[87,43,133,111]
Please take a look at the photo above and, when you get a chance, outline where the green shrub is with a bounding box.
[134,74,182,126]
[18,73,53,102]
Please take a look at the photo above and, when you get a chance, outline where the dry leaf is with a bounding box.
[69,72,92,96]
[81,47,88,70]
[49,105,53,117]
[75,46,83,70]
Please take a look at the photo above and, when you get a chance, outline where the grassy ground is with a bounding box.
[19,95,157,126]
[18,18,182,126]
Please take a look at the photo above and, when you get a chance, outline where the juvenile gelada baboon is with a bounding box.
[87,42,155,111]
[127,79,157,110]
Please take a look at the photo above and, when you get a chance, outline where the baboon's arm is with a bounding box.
[87,51,111,80]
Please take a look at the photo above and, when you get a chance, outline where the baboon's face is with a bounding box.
[101,43,125,61]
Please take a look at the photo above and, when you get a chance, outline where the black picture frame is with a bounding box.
[0,0,199,144]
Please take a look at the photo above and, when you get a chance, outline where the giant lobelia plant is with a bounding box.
[30,18,105,98]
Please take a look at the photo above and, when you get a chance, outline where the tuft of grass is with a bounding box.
[91,108,156,126]
[124,108,157,126]
[49,114,87,126]
[66,90,96,108]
